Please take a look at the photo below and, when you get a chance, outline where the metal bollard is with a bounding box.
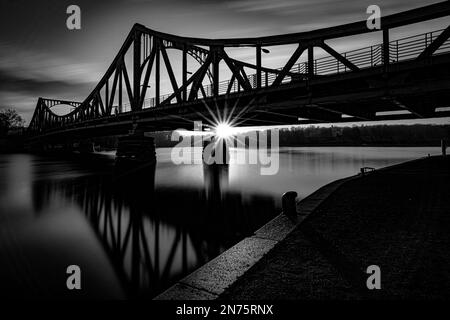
[282,191,298,216]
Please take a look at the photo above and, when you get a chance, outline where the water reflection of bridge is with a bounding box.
[32,159,276,298]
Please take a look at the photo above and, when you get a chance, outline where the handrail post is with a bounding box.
[370,45,373,66]
[396,40,399,62]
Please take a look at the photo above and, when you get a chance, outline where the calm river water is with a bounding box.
[0,146,439,298]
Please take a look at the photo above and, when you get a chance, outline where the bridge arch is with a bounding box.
[27,1,450,138]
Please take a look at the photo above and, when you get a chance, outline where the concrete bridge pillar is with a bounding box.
[203,136,230,165]
[115,131,156,168]
[27,141,45,154]
[79,140,96,154]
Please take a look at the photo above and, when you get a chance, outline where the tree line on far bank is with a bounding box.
[276,124,450,146]
[155,124,450,147]
[0,108,24,136]
[62,123,450,149]
[1,107,448,147]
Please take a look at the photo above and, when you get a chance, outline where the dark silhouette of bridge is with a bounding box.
[27,2,450,143]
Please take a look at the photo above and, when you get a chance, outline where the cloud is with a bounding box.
[0,42,102,85]
[227,0,336,15]
[226,0,438,18]
[0,42,103,122]
[0,68,94,123]
[0,69,93,99]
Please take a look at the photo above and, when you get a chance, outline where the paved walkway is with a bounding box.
[220,156,450,300]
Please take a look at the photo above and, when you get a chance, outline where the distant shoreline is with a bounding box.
[277,143,443,148]
[0,142,443,155]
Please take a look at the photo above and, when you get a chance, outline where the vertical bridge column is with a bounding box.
[133,29,142,111]
[182,44,188,101]
[383,28,390,72]
[308,46,314,79]
[211,45,222,97]
[256,44,262,88]
[155,37,160,107]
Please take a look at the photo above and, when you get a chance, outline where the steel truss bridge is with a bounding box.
[27,2,450,142]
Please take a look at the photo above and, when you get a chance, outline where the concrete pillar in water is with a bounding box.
[217,138,230,165]
[64,142,73,153]
[202,137,212,164]
[115,131,156,167]
[202,136,230,165]
[79,140,95,153]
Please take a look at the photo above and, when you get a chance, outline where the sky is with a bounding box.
[0,0,448,125]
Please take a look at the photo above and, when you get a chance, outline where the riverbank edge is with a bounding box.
[154,156,434,300]
[154,168,380,299]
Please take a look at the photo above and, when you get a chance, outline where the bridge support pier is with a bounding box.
[115,131,156,168]
[79,140,96,154]
[203,136,230,165]
[26,141,45,154]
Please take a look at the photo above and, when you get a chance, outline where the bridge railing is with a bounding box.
[301,28,450,74]
[390,29,450,62]
[127,27,449,110]
[314,44,384,74]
